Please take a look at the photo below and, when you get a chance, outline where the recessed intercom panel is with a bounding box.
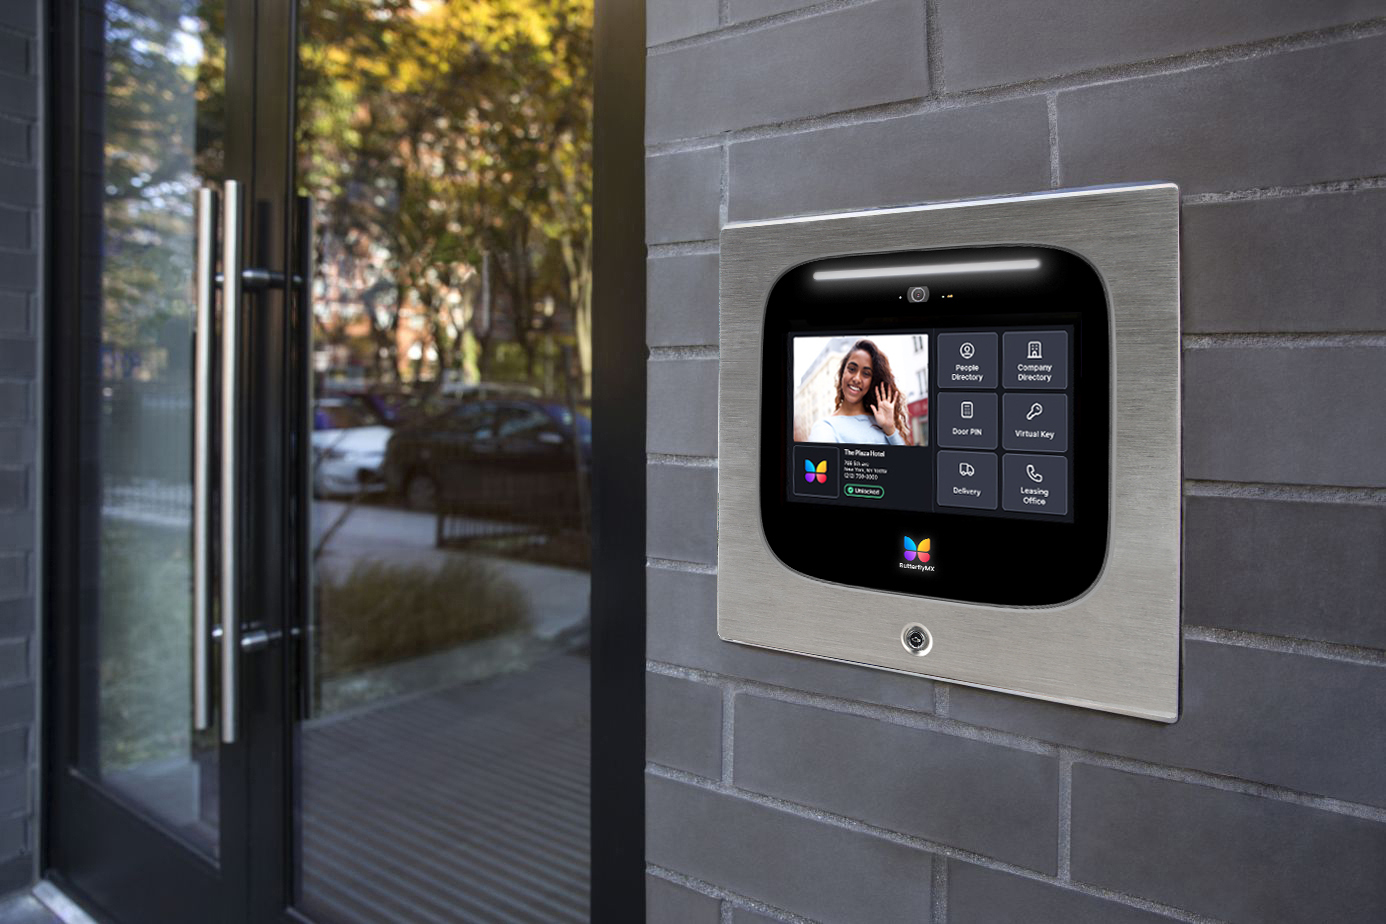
[767,245,1107,607]
[717,185,1182,721]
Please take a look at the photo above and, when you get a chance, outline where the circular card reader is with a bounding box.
[901,624,933,656]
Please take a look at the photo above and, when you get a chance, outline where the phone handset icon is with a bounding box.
[1025,464,1044,483]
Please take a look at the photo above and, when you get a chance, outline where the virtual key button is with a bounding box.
[1002,454,1068,516]
[1003,393,1068,453]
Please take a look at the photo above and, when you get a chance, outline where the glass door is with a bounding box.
[291,1,596,920]
[50,0,611,918]
[46,0,295,918]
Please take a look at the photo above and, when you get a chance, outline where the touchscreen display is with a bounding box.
[789,325,1075,522]
[760,244,1108,605]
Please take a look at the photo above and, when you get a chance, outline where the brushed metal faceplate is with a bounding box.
[717,184,1181,722]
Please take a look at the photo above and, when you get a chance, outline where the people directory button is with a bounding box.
[937,332,997,389]
[937,450,998,510]
[1003,330,1067,389]
[1003,393,1068,453]
[1003,453,1068,515]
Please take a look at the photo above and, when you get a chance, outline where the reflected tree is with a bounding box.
[297,0,593,393]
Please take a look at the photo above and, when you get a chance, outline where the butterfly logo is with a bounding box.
[804,460,827,483]
[903,537,930,562]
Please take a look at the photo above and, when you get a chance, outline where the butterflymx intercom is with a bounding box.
[717,185,1181,721]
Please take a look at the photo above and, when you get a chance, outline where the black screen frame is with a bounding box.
[759,245,1111,607]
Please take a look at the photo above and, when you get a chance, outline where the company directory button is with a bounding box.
[1002,453,1068,515]
[936,450,998,510]
[1002,393,1068,453]
[937,332,997,389]
[936,392,997,450]
[1003,330,1068,389]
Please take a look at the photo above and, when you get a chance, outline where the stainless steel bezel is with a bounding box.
[717,184,1181,722]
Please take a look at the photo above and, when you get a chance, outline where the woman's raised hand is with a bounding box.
[873,383,898,435]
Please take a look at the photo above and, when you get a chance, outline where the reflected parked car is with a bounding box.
[382,398,591,522]
[312,399,392,497]
[319,386,411,428]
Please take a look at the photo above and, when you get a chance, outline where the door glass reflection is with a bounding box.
[295,1,594,919]
[86,0,224,855]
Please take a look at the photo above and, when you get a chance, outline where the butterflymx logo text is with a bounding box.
[900,536,935,573]
[804,460,827,483]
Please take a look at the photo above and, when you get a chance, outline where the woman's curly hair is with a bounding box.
[833,339,910,445]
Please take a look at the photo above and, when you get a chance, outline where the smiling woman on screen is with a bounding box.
[807,339,910,446]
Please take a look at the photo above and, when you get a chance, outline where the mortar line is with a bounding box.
[719,139,731,230]
[720,900,735,924]
[718,0,730,28]
[1183,479,1386,507]
[649,345,720,360]
[721,685,736,784]
[643,18,1386,149]
[646,557,718,574]
[1184,625,1386,668]
[930,853,948,924]
[1046,93,1060,187]
[1182,175,1386,203]
[648,453,718,468]
[647,240,720,257]
[924,0,942,97]
[648,766,1225,924]
[1057,750,1074,881]
[932,682,950,717]
[648,659,1386,821]
[1183,331,1386,349]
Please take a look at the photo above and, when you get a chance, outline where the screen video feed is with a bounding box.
[792,334,929,448]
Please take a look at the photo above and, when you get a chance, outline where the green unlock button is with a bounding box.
[845,484,884,499]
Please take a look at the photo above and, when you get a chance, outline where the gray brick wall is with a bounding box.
[0,0,40,896]
[644,2,1386,921]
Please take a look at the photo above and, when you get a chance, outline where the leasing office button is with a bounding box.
[1002,453,1068,515]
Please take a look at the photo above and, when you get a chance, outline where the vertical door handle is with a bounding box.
[220,179,243,744]
[193,188,216,731]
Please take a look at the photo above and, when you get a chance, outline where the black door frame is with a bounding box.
[42,0,263,919]
[43,0,647,919]
[589,0,647,917]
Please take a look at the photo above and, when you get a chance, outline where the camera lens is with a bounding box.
[907,631,925,648]
[907,286,929,303]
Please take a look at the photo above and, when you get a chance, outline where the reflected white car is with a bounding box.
[312,401,392,497]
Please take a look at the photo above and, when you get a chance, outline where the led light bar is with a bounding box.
[813,258,1041,281]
